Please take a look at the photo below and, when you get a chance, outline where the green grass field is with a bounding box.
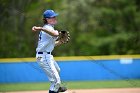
[0,80,140,92]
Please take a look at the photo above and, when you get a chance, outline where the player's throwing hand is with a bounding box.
[32,26,42,31]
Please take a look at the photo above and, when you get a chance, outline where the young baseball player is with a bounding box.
[32,9,67,93]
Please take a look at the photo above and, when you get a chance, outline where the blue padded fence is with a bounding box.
[0,56,140,83]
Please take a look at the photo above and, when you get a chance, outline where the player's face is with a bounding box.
[47,17,57,25]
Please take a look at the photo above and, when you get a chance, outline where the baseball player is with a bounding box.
[32,9,69,93]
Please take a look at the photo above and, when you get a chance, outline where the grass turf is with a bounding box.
[0,80,140,92]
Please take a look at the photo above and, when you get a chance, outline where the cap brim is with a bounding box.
[51,13,59,17]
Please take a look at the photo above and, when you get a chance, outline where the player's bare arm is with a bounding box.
[32,26,59,36]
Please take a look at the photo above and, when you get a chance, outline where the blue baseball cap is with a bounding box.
[43,9,58,18]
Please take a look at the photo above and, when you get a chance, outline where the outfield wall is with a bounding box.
[0,55,140,83]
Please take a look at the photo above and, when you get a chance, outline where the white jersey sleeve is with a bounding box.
[43,25,54,32]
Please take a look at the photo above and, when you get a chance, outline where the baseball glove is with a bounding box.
[57,30,70,44]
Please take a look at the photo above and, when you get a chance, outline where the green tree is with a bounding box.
[0,0,140,57]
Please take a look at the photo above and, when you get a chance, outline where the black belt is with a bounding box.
[38,52,51,54]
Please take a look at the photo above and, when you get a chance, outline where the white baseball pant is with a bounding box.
[36,52,61,92]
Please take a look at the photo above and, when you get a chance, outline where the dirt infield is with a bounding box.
[6,88,140,93]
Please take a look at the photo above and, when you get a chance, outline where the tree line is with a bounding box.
[0,0,140,58]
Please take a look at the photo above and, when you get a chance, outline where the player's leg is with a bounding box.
[40,62,60,93]
[36,54,60,93]
[44,55,61,92]
[53,60,60,74]
[53,58,67,92]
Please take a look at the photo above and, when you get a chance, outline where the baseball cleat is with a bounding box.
[57,87,67,92]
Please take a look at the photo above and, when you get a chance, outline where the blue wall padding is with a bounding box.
[0,59,140,83]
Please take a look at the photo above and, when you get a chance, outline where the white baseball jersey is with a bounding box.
[36,24,58,52]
